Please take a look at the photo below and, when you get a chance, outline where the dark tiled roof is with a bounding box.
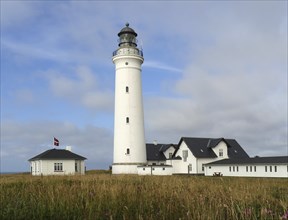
[146,143,176,161]
[226,139,250,158]
[175,137,249,159]
[206,156,288,165]
[172,155,182,160]
[28,149,86,161]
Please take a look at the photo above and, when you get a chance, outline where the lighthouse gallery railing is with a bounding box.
[113,48,143,57]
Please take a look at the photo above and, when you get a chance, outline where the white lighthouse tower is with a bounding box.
[112,23,147,174]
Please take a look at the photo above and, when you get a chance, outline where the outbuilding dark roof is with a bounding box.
[175,137,249,159]
[28,149,86,161]
[205,156,288,165]
[146,143,176,161]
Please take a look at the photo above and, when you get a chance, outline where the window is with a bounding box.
[152,163,156,165]
[188,164,192,172]
[126,117,129,123]
[250,166,252,172]
[229,166,231,172]
[162,168,165,171]
[54,163,63,172]
[126,86,129,93]
[126,148,130,155]
[202,166,204,171]
[143,168,145,171]
[265,166,267,172]
[182,150,188,162]
[254,166,256,172]
[270,166,272,172]
[169,153,173,159]
[275,166,277,172]
[75,162,78,172]
[160,163,164,165]
[246,166,248,172]
[233,166,235,172]
[237,166,239,172]
[209,166,211,169]
[152,168,155,170]
[219,149,223,157]
[125,62,128,65]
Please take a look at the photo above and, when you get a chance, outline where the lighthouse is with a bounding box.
[112,23,147,174]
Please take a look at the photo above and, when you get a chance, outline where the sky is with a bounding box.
[1,1,287,172]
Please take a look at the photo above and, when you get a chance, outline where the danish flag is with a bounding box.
[54,137,59,146]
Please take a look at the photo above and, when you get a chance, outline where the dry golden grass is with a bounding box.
[1,171,287,220]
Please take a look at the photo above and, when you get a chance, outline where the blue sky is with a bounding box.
[1,1,287,172]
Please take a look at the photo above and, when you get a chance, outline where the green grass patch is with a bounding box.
[1,172,287,219]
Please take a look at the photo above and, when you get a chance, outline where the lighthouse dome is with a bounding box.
[118,22,137,37]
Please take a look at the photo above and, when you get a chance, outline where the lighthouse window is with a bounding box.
[126,117,129,123]
[126,86,129,93]
[125,62,128,65]
[126,148,130,155]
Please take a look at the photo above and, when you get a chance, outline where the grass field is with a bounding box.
[1,170,287,220]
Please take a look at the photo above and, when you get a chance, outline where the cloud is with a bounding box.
[14,89,35,104]
[1,1,39,29]
[142,1,287,158]
[45,66,113,112]
[143,60,182,73]
[2,39,73,63]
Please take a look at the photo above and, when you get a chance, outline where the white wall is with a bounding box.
[137,166,173,175]
[112,51,147,174]
[30,159,85,176]
[205,164,288,178]
[112,164,139,174]
[173,141,197,174]
[197,158,219,174]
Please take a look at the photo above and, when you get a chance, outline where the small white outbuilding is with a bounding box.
[204,156,288,178]
[28,148,86,176]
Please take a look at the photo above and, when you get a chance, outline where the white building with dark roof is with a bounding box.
[137,137,287,178]
[28,147,86,176]
[205,156,288,178]
[110,23,287,178]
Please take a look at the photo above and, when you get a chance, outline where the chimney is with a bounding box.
[66,146,72,151]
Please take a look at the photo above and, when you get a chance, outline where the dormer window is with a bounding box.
[219,149,223,157]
